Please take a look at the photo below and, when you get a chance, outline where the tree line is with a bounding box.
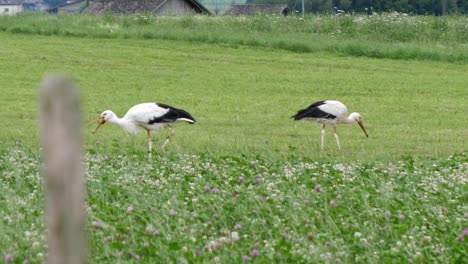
[246,0,468,15]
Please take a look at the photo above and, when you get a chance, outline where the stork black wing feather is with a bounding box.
[291,101,336,120]
[148,103,196,124]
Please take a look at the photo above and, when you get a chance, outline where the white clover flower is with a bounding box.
[231,232,240,241]
[360,238,369,247]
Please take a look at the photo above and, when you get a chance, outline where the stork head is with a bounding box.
[91,110,115,134]
[349,112,368,138]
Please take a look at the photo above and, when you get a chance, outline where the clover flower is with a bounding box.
[92,221,103,228]
[145,225,153,234]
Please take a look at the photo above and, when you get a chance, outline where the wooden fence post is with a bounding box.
[39,74,87,264]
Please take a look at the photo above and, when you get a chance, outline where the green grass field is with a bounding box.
[1,28,467,160]
[0,14,467,263]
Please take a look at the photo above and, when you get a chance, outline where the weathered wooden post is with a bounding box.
[39,74,87,264]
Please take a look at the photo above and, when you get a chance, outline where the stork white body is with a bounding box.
[291,100,368,149]
[92,103,196,152]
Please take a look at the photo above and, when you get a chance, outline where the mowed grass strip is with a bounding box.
[0,32,467,160]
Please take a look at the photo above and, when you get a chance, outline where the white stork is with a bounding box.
[92,103,196,152]
[291,100,368,149]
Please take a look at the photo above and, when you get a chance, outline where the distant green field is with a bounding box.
[0,28,466,160]
[1,14,467,63]
[1,14,467,264]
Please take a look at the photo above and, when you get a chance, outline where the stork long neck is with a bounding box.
[108,114,138,134]
[343,112,359,124]
[344,114,355,124]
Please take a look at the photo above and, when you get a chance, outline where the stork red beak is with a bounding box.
[87,117,101,127]
[92,117,106,134]
[357,120,369,138]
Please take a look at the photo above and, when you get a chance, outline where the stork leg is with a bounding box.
[161,125,176,150]
[146,129,153,152]
[333,125,341,150]
[321,124,326,150]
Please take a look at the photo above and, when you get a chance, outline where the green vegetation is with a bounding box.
[0,14,467,62]
[0,17,466,160]
[0,14,467,263]
[1,149,467,263]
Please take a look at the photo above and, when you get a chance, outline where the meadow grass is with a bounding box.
[0,13,467,62]
[0,30,466,161]
[0,14,467,263]
[1,147,467,263]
